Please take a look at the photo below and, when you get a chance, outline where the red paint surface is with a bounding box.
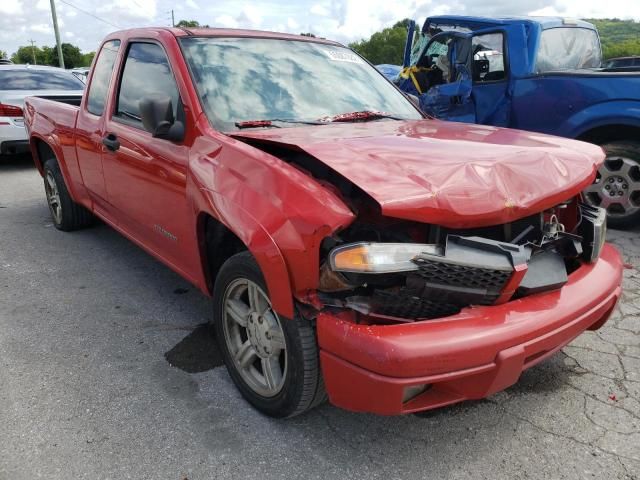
[24,27,622,415]
[233,120,605,228]
[318,244,622,414]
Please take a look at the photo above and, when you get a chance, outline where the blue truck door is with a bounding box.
[414,31,476,123]
[470,30,511,127]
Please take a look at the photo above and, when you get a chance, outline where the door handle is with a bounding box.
[102,133,120,152]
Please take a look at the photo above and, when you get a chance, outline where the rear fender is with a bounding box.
[29,133,84,203]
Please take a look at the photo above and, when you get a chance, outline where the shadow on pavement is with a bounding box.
[164,323,224,373]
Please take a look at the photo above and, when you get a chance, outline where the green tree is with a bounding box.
[0,50,7,60]
[80,52,95,67]
[11,45,48,64]
[49,43,84,69]
[176,19,208,28]
[349,19,411,65]
[586,18,640,59]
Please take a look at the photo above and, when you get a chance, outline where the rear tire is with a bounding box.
[583,141,640,229]
[212,251,326,418]
[43,158,94,231]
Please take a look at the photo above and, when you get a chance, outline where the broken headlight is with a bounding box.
[578,203,607,262]
[329,242,441,273]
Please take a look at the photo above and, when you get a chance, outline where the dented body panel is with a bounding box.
[233,120,604,228]
[24,27,622,415]
[319,243,622,414]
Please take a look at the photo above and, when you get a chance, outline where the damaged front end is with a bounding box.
[318,201,607,323]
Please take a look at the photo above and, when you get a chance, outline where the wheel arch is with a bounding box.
[577,123,640,146]
[30,135,55,175]
[196,206,295,319]
[29,135,83,203]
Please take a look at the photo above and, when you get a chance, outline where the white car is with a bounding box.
[0,64,84,156]
[71,67,90,83]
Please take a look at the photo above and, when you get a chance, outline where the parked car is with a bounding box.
[382,17,640,228]
[71,67,90,83]
[24,27,622,417]
[0,64,84,156]
[0,59,13,65]
[603,56,640,70]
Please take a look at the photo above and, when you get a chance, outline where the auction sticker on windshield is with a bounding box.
[323,49,364,64]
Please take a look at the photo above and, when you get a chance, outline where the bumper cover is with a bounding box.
[0,139,29,155]
[317,243,622,415]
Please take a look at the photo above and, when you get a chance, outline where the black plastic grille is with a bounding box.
[413,258,511,291]
[371,290,461,320]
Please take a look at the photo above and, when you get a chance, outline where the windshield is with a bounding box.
[180,37,422,131]
[0,69,85,90]
[535,28,602,73]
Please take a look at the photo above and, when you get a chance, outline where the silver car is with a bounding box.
[0,64,84,156]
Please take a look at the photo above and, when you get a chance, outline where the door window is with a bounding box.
[116,42,180,125]
[86,40,120,115]
[472,33,505,82]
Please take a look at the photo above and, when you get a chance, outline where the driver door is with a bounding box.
[402,28,476,123]
[101,40,196,276]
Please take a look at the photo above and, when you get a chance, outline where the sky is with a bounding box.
[1,0,640,57]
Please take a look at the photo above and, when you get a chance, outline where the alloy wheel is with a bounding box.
[222,278,287,397]
[44,171,63,225]
[583,155,640,219]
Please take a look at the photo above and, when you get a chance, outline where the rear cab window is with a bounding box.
[115,42,180,127]
[535,28,601,72]
[86,40,120,116]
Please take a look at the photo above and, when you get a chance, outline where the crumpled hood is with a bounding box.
[232,119,604,228]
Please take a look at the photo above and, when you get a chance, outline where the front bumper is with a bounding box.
[317,243,622,415]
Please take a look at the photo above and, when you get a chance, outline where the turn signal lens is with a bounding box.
[329,242,441,274]
[0,103,23,117]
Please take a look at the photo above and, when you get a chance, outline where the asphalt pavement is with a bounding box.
[1,154,639,479]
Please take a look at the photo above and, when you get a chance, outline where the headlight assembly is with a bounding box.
[329,242,441,274]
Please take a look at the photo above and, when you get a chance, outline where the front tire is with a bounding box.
[583,141,640,229]
[212,252,325,417]
[43,158,93,231]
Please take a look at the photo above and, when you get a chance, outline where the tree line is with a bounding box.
[7,43,94,68]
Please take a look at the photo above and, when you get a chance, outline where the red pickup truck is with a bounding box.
[24,27,622,417]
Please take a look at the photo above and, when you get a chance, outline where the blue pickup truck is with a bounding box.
[381,16,640,228]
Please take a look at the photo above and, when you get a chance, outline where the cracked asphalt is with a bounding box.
[1,155,639,480]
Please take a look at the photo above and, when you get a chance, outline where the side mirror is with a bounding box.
[139,95,184,142]
[475,59,490,74]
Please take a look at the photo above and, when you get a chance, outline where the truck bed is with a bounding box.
[23,95,83,178]
[24,95,81,137]
[32,94,83,106]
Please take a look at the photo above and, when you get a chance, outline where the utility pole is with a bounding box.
[49,0,65,69]
[29,39,37,65]
[171,9,175,27]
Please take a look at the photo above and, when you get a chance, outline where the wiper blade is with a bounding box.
[320,111,405,123]
[235,118,326,129]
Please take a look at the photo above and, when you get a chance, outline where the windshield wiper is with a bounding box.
[320,111,406,123]
[235,118,326,129]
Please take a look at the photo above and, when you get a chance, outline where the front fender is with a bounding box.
[189,135,355,318]
[197,189,296,317]
[559,100,640,139]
